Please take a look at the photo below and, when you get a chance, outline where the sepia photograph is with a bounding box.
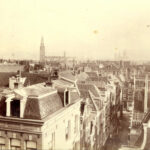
[0,0,150,149]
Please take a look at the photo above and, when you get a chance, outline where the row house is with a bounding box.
[129,73,150,146]
[122,81,134,111]
[76,69,123,146]
[119,118,150,150]
[77,83,104,150]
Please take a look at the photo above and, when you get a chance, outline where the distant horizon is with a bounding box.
[1,0,150,60]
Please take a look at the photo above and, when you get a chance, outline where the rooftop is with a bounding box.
[77,83,100,98]
[59,71,76,82]
[14,83,56,98]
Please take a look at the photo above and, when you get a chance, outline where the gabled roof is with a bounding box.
[59,71,76,82]
[52,79,74,88]
[77,83,100,98]
[79,90,96,111]
[77,83,102,111]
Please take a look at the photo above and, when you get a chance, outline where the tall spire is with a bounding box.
[40,36,45,63]
[41,36,44,46]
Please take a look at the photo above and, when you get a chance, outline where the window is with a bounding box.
[0,144,5,150]
[14,83,18,89]
[65,91,69,105]
[10,139,21,150]
[26,141,37,150]
[49,132,55,150]
[0,137,5,150]
[74,115,79,134]
[11,99,20,117]
[66,120,71,140]
[90,122,93,134]
[80,103,85,115]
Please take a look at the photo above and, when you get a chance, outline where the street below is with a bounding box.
[104,112,130,150]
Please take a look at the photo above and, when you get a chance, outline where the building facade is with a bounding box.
[0,80,81,150]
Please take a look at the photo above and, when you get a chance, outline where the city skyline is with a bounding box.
[0,0,150,60]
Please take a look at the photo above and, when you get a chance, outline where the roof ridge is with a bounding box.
[88,90,98,111]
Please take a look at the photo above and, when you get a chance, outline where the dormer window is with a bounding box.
[64,90,70,106]
[6,96,26,118]
[14,83,18,89]
[11,99,20,117]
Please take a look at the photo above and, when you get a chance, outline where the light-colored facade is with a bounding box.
[0,78,81,150]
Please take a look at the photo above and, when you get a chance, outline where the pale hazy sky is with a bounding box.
[0,0,150,60]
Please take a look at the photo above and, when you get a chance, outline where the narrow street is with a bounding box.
[104,112,130,150]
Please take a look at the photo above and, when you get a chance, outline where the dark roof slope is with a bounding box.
[77,83,100,97]
[70,91,80,103]
[59,71,76,82]
[0,72,16,87]
[80,90,96,111]
[24,92,63,119]
[0,72,48,87]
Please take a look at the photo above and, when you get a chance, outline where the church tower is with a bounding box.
[40,37,45,63]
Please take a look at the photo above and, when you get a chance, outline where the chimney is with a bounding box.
[144,74,148,113]
[45,67,52,86]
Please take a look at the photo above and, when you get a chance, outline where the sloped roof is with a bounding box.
[77,83,100,98]
[77,83,102,111]
[59,71,76,82]
[79,90,91,99]
[52,79,74,87]
[86,81,107,89]
[79,90,96,111]
[85,72,98,78]
[23,92,63,119]
[70,91,80,103]
[23,87,80,120]
[0,72,49,88]
[76,72,89,81]
[14,83,56,97]
[23,73,48,86]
